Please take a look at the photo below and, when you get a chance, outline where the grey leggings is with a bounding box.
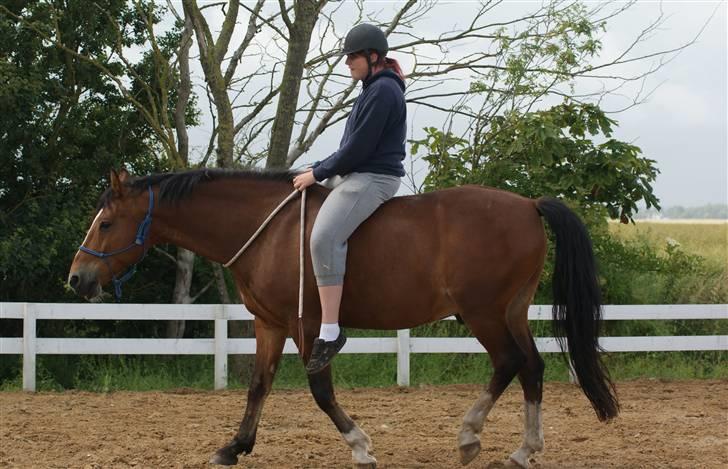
[311,172,401,286]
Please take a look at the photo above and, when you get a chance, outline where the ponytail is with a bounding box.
[383,57,405,81]
[366,51,406,82]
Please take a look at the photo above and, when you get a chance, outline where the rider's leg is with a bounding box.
[319,285,344,341]
[307,172,400,373]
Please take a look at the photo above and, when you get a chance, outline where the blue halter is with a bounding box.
[79,186,154,301]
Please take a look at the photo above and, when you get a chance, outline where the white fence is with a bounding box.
[1,303,726,391]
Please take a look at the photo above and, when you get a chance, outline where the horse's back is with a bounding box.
[365,185,544,248]
[340,185,547,328]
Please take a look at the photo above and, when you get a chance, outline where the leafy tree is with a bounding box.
[0,0,169,301]
[414,101,660,224]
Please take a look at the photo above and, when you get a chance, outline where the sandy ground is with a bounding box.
[1,379,726,468]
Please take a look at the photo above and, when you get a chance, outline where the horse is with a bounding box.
[67,168,619,468]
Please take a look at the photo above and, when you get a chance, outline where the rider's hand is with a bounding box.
[293,169,316,192]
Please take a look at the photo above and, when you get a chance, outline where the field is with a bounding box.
[601,220,728,307]
[608,220,727,269]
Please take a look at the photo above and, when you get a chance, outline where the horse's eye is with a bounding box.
[100,221,112,231]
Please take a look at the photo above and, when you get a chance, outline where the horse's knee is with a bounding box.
[247,374,270,402]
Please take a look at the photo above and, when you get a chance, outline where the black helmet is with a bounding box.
[338,23,388,57]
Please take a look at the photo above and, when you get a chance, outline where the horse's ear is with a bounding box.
[110,169,128,196]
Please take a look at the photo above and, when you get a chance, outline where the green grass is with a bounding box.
[604,220,728,304]
[609,220,727,270]
[2,348,726,392]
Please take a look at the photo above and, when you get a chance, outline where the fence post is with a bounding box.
[214,305,228,390]
[22,303,36,392]
[397,329,410,386]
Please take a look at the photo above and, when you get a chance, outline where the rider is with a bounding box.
[293,23,407,374]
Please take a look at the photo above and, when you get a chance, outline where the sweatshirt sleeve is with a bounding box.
[312,85,395,181]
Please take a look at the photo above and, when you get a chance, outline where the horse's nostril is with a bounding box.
[69,274,80,290]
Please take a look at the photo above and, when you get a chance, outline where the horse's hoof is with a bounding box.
[209,448,239,466]
[459,440,481,465]
[507,452,529,468]
[354,463,376,469]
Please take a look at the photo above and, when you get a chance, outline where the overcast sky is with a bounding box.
[180,1,727,208]
[596,1,727,208]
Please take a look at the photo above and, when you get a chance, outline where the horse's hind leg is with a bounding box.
[504,275,545,468]
[507,333,545,468]
[307,367,377,468]
[210,318,286,465]
[457,311,526,466]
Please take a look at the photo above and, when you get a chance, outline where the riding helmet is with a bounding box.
[338,23,388,57]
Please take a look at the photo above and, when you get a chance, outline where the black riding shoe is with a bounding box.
[305,331,347,374]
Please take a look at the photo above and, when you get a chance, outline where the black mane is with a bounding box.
[97,168,298,209]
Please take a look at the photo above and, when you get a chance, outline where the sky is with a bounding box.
[594,1,727,208]
[177,0,727,208]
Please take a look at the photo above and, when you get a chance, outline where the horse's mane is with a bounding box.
[97,168,297,209]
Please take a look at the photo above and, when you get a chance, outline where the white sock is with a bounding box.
[319,322,340,342]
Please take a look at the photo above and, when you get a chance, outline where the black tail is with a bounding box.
[536,197,619,421]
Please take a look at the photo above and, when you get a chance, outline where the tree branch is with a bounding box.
[215,0,240,64]
[278,0,293,31]
[224,0,265,86]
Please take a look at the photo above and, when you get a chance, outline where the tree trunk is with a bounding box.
[166,13,196,339]
[266,0,325,169]
[166,247,195,338]
[212,85,235,168]
[182,0,236,168]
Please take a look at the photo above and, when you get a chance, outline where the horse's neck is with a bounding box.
[152,179,294,264]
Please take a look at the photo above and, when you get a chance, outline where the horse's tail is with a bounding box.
[535,197,619,421]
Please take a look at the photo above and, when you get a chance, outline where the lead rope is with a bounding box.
[222,188,308,359]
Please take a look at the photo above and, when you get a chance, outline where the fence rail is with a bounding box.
[1,303,726,391]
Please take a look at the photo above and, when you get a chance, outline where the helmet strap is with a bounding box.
[365,49,374,81]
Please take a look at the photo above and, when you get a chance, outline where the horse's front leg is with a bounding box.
[210,318,286,465]
[308,367,377,468]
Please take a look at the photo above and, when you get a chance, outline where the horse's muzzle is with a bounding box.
[67,269,102,300]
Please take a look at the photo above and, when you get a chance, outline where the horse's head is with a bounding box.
[68,169,155,301]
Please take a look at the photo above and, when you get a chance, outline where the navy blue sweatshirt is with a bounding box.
[312,69,407,181]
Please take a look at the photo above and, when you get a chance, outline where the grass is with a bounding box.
[608,220,727,270]
[2,349,726,392]
[604,220,728,304]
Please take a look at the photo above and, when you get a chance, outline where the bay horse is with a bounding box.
[68,168,618,468]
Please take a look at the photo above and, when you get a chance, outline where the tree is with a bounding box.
[265,0,327,169]
[0,1,223,338]
[0,0,166,301]
[412,101,660,223]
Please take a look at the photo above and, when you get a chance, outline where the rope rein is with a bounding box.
[223,188,308,357]
[222,189,302,268]
[298,189,307,357]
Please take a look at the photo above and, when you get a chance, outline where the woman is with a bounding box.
[292,23,406,374]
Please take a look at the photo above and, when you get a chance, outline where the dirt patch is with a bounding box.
[1,380,726,468]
